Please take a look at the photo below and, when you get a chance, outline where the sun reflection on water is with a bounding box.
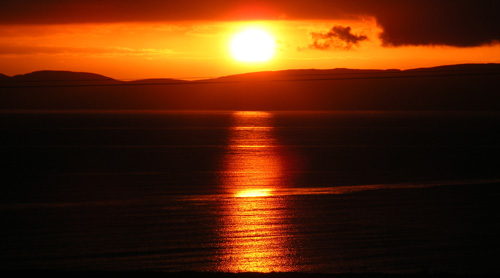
[217,111,297,272]
[235,188,272,198]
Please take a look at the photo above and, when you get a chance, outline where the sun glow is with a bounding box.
[230,28,276,62]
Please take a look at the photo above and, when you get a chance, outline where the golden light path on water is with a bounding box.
[210,111,490,272]
[217,111,297,272]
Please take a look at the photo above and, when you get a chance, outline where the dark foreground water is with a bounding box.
[1,110,499,274]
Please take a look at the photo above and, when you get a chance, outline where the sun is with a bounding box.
[230,28,276,63]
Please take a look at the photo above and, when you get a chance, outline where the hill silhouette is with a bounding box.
[0,73,10,81]
[1,64,499,110]
[6,70,122,87]
[128,78,190,85]
[210,68,402,82]
[12,70,115,81]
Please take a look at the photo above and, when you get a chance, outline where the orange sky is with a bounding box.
[1,1,499,80]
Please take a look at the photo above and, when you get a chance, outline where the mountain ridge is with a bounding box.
[1,63,499,111]
[11,70,116,81]
[1,63,499,84]
[0,73,10,80]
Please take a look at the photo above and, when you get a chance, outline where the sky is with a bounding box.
[1,0,499,80]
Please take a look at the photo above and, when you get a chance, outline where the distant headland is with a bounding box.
[1,64,499,111]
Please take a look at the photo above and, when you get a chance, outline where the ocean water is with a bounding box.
[1,110,500,273]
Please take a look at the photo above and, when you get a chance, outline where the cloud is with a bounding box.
[309,26,368,50]
[0,44,175,57]
[373,1,500,47]
[1,0,499,47]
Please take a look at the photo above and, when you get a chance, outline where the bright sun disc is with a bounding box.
[231,29,275,62]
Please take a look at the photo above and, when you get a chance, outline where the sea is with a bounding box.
[1,110,499,274]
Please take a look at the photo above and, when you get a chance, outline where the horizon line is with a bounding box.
[1,62,500,82]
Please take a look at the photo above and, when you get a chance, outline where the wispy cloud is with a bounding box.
[1,1,499,47]
[0,44,176,57]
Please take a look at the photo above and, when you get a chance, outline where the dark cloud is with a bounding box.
[0,1,284,23]
[1,0,499,47]
[373,1,500,47]
[309,26,368,50]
